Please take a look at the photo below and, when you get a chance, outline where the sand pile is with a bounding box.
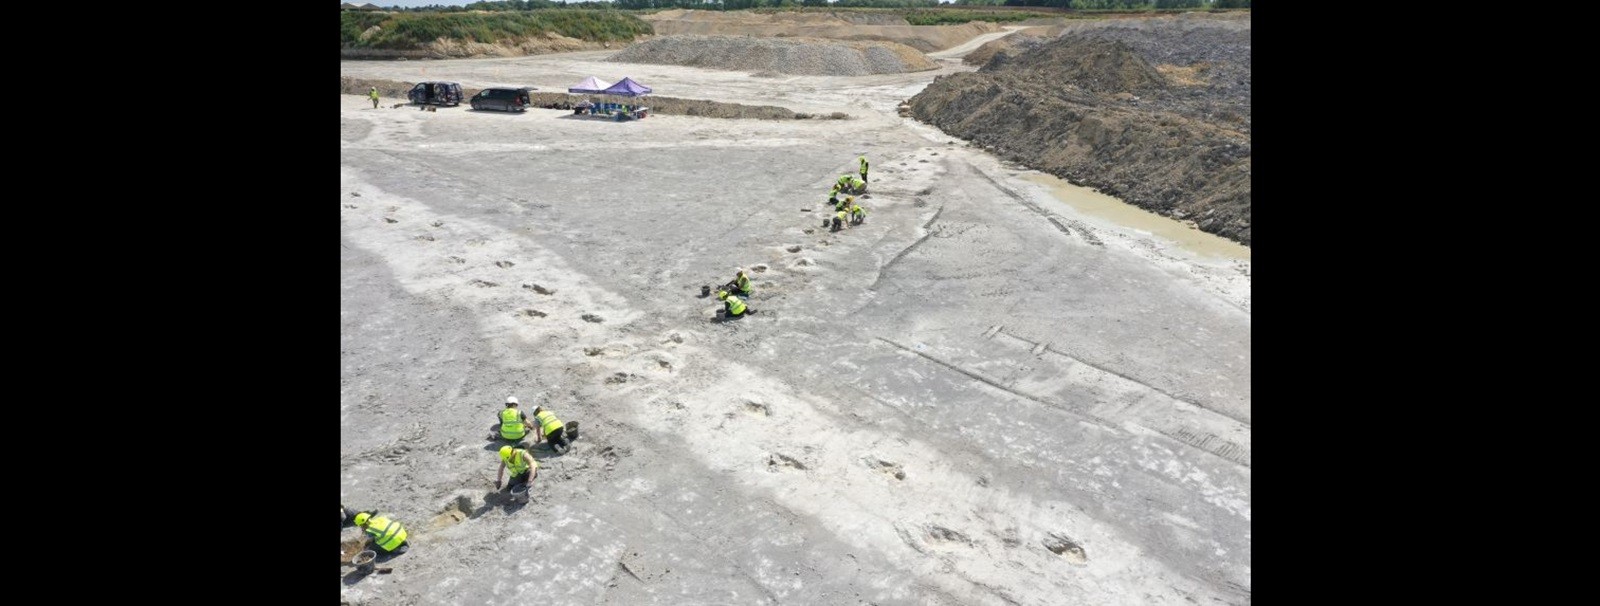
[610,35,937,76]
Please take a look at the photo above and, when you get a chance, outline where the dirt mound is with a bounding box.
[340,76,413,99]
[640,10,998,52]
[982,36,1167,95]
[909,20,1252,245]
[963,26,1064,66]
[341,32,618,59]
[610,35,937,76]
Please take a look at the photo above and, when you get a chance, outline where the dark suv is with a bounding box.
[470,87,535,113]
[408,81,462,106]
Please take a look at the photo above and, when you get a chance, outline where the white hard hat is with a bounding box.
[506,396,519,405]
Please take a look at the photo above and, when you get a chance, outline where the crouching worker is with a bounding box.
[850,201,867,225]
[532,406,572,454]
[849,175,867,194]
[496,445,539,493]
[832,209,848,232]
[489,396,531,444]
[716,290,751,320]
[353,511,410,555]
[732,268,752,297]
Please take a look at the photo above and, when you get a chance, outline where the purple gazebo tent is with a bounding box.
[598,77,653,118]
[566,76,612,94]
[600,77,652,97]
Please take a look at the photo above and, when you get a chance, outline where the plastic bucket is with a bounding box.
[510,483,531,504]
[353,550,378,573]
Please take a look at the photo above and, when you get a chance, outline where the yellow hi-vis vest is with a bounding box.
[736,274,750,292]
[500,408,526,440]
[859,156,868,173]
[534,410,565,436]
[364,515,408,552]
[726,294,747,315]
[505,448,535,476]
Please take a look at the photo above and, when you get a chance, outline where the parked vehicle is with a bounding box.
[470,87,536,113]
[408,82,462,106]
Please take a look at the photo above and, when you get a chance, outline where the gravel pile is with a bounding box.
[610,35,937,76]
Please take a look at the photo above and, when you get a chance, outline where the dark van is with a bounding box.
[408,82,463,106]
[471,87,536,113]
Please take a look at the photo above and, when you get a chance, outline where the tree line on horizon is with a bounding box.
[386,0,1249,12]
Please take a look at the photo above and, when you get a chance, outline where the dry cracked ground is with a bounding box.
[341,40,1250,606]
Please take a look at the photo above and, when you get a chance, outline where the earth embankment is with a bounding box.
[909,14,1251,245]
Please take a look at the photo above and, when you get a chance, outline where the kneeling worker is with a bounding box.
[491,396,531,444]
[717,290,751,319]
[849,175,867,194]
[496,444,539,492]
[353,511,410,554]
[532,405,571,454]
[732,268,752,297]
[850,201,867,225]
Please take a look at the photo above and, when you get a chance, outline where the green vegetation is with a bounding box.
[340,10,653,49]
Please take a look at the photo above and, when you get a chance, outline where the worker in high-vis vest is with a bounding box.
[858,154,869,183]
[849,175,866,194]
[531,406,571,453]
[492,396,530,443]
[353,511,410,554]
[717,290,749,319]
[832,209,848,232]
[850,201,867,225]
[496,444,539,492]
[837,174,854,191]
[732,268,752,297]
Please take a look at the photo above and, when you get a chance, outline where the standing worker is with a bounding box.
[859,154,869,184]
[491,396,531,444]
[369,86,380,109]
[531,405,572,454]
[352,510,410,554]
[496,445,539,493]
